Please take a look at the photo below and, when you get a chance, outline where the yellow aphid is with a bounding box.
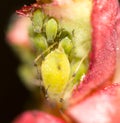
[41,49,70,101]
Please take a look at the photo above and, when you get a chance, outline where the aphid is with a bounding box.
[33,34,48,51]
[34,43,58,100]
[32,9,45,33]
[45,18,58,43]
[41,49,70,101]
[59,37,73,55]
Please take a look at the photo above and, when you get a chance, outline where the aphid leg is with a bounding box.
[72,54,87,78]
[33,42,58,100]
[44,85,50,100]
[62,54,88,100]
[34,42,58,66]
[33,42,58,85]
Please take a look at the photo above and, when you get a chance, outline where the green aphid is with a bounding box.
[41,49,70,101]
[33,34,48,52]
[70,60,87,84]
[45,18,58,43]
[59,37,73,55]
[32,9,44,33]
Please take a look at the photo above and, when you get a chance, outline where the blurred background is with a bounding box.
[0,0,34,122]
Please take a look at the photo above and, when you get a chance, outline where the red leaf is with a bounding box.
[16,4,40,16]
[113,8,120,83]
[71,0,120,104]
[68,83,120,123]
[12,111,66,123]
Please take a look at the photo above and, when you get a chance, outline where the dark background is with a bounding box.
[0,0,34,122]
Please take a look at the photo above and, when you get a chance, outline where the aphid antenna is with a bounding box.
[34,42,58,66]
[35,64,42,86]
[73,54,87,76]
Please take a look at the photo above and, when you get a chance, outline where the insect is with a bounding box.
[34,43,58,100]
[26,7,88,103]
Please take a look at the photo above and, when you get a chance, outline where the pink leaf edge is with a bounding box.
[12,111,66,123]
